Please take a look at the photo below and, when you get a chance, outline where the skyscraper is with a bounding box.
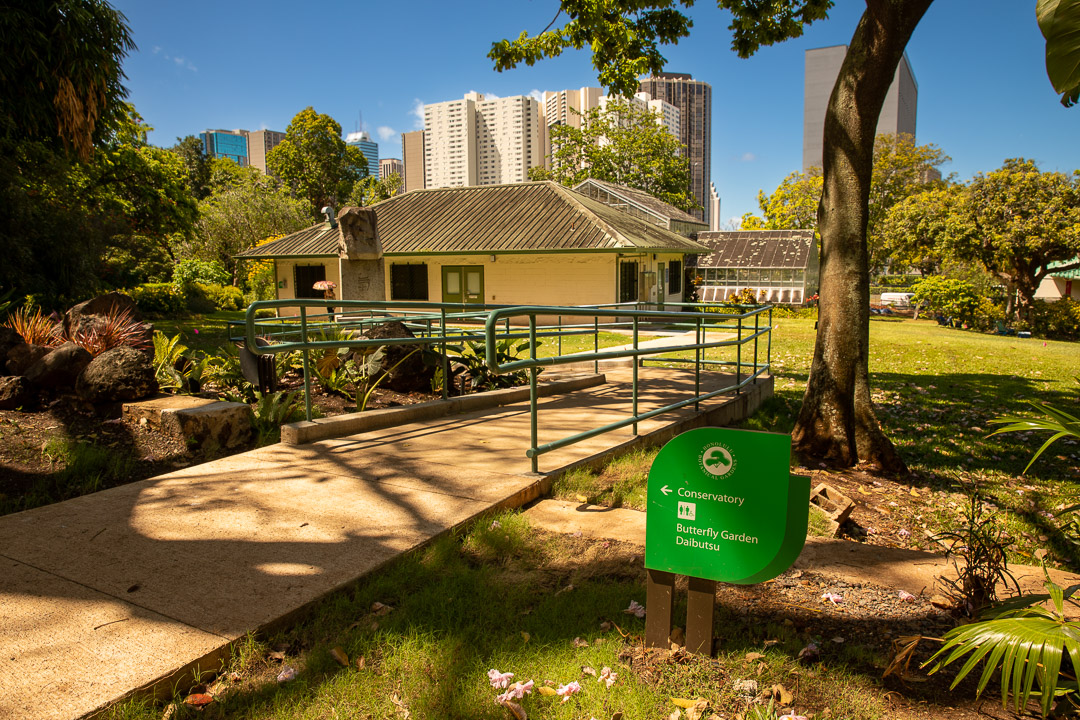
[803,46,917,170]
[402,130,426,193]
[637,73,713,225]
[200,129,249,166]
[380,157,404,195]
[346,131,380,179]
[422,92,544,189]
[246,129,285,173]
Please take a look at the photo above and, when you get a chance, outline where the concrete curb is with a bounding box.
[281,373,607,444]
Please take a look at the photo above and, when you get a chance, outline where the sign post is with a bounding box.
[645,427,810,654]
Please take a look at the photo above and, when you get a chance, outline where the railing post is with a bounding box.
[695,314,701,412]
[558,315,563,357]
[632,315,639,435]
[767,305,773,374]
[736,313,742,394]
[594,316,599,375]
[441,307,449,400]
[299,305,312,422]
[529,315,539,474]
[753,307,760,384]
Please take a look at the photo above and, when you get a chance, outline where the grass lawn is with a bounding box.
[152,310,247,354]
[106,512,895,720]
[557,316,1080,569]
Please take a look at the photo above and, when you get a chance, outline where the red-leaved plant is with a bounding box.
[70,307,149,357]
[4,307,63,347]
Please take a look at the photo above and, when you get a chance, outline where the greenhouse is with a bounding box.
[692,230,819,304]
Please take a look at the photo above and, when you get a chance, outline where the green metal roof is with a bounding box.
[1048,258,1080,279]
[236,181,707,260]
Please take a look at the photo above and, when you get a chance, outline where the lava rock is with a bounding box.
[24,342,92,388]
[0,376,34,410]
[6,343,51,375]
[76,345,157,403]
[360,320,435,393]
[0,326,23,359]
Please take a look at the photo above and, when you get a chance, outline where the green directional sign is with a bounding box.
[645,427,810,585]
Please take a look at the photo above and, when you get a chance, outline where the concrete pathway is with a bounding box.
[0,367,770,720]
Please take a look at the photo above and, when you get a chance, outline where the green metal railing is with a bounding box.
[239,299,772,471]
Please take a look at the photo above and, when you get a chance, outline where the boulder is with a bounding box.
[24,342,92,388]
[0,326,23,359]
[6,343,51,375]
[76,345,157,403]
[361,320,435,393]
[0,376,34,410]
[63,292,141,338]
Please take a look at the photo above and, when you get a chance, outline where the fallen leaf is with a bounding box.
[686,699,710,720]
[1035,548,1049,560]
[672,697,705,709]
[330,646,349,667]
[572,637,589,648]
[576,494,589,503]
[744,651,764,662]
[771,683,793,705]
[390,693,410,719]
[183,693,213,708]
[669,626,685,647]
[276,666,297,683]
[857,486,871,495]
[611,713,624,720]
[521,631,530,643]
[582,666,597,676]
[372,601,394,616]
[555,584,575,596]
[669,711,682,720]
[600,621,613,632]
[356,655,366,670]
[161,703,178,720]
[268,650,286,662]
[538,686,558,697]
[498,699,528,720]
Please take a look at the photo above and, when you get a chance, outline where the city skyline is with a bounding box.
[112,0,1079,226]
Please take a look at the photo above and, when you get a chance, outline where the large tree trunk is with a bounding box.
[792,0,933,473]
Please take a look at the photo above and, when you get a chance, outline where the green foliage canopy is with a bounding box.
[531,101,696,211]
[267,107,368,219]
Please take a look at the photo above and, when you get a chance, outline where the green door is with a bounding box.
[442,265,484,305]
[657,262,666,311]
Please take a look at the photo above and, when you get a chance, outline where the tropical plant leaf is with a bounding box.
[988,401,1080,473]
[1038,0,1080,107]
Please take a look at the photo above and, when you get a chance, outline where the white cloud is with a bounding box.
[740,152,756,162]
[376,126,397,142]
[173,56,184,66]
[410,98,425,129]
[152,46,162,54]
[529,89,545,103]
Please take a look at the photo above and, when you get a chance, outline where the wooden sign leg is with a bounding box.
[645,569,674,649]
[685,576,716,655]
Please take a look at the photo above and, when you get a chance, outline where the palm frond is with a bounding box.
[987,401,1080,474]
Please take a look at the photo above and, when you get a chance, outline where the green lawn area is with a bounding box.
[106,512,891,720]
[557,315,1080,569]
[152,310,247,354]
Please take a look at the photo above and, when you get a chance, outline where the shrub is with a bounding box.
[1023,298,1080,341]
[911,276,1004,329]
[3,306,62,346]
[200,283,244,311]
[127,283,186,316]
[172,258,230,293]
[251,390,306,446]
[70,307,149,357]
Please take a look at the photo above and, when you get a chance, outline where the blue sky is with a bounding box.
[113,0,1079,225]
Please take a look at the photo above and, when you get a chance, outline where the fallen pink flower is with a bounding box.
[898,528,911,538]
[898,590,916,603]
[598,666,617,688]
[496,679,534,703]
[487,668,514,689]
[821,592,843,604]
[276,666,297,683]
[556,680,581,702]
[623,600,645,618]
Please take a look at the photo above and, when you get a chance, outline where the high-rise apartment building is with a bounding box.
[402,130,426,193]
[422,92,544,189]
[380,157,404,195]
[346,131,380,178]
[709,183,721,232]
[200,129,249,166]
[246,129,285,173]
[638,73,712,224]
[803,46,917,170]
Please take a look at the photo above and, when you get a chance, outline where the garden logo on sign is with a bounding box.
[646,427,809,585]
[698,443,735,478]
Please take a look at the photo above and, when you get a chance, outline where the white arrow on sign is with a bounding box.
[661,485,673,496]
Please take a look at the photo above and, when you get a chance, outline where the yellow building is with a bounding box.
[236,181,707,315]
